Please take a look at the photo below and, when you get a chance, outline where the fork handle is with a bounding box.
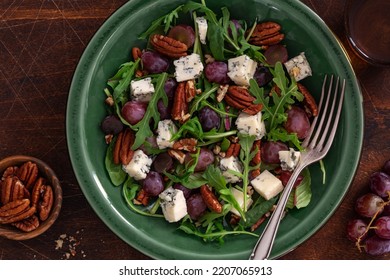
[249,164,305,260]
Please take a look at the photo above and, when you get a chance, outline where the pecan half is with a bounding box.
[12,215,40,232]
[16,161,38,189]
[249,21,284,48]
[0,176,29,205]
[2,166,18,179]
[251,140,261,166]
[31,177,45,208]
[38,185,53,221]
[150,34,188,58]
[200,185,222,214]
[225,143,241,158]
[113,129,135,165]
[172,138,197,152]
[0,199,35,224]
[297,83,318,117]
[185,79,197,102]
[134,189,150,206]
[132,47,142,61]
[168,149,186,164]
[171,82,190,123]
[225,86,263,115]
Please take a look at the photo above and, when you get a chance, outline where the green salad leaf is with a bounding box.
[105,139,127,186]
[286,168,312,209]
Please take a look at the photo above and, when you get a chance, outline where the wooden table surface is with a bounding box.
[1,0,389,260]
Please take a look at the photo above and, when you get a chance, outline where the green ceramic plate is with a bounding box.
[66,0,363,259]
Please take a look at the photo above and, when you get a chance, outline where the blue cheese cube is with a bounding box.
[251,170,283,200]
[159,187,188,223]
[130,77,155,102]
[122,150,152,180]
[174,53,204,82]
[235,111,266,140]
[220,156,243,183]
[156,120,178,149]
[196,17,208,44]
[229,187,253,217]
[284,52,312,81]
[278,148,301,171]
[227,55,257,86]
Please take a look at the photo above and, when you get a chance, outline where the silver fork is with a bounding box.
[249,75,346,260]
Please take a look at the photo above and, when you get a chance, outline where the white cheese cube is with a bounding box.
[279,148,301,171]
[219,156,243,183]
[156,119,178,149]
[229,187,253,217]
[284,52,312,81]
[130,77,155,102]
[196,17,208,44]
[159,187,188,223]
[174,53,204,82]
[235,111,266,140]
[251,170,283,200]
[227,55,257,86]
[122,150,152,180]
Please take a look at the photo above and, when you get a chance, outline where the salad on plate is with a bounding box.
[100,0,320,243]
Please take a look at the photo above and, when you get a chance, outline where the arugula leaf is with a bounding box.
[105,138,127,186]
[239,196,278,228]
[182,1,218,24]
[189,83,219,114]
[267,127,303,151]
[286,168,312,209]
[131,72,168,149]
[171,117,204,141]
[138,5,184,39]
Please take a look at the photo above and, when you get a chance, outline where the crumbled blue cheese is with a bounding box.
[251,170,283,200]
[195,17,208,44]
[220,156,243,183]
[229,187,253,217]
[227,55,257,86]
[278,148,301,171]
[130,77,155,102]
[284,52,312,81]
[122,150,152,180]
[156,119,178,149]
[159,187,188,223]
[235,111,266,140]
[174,53,204,82]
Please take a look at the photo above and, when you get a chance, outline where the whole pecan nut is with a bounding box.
[297,83,318,117]
[113,128,135,165]
[0,199,35,224]
[0,176,30,205]
[171,82,190,123]
[150,34,188,58]
[249,21,284,48]
[16,161,38,189]
[225,86,263,115]
[200,185,222,214]
[12,215,40,232]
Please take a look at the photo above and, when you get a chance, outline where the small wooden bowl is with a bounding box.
[0,155,62,240]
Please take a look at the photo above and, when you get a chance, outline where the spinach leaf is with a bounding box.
[286,168,312,209]
[207,21,225,61]
[105,138,127,186]
[239,196,278,228]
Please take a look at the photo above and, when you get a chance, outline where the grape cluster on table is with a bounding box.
[347,160,390,256]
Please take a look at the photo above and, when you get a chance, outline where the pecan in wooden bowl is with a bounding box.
[0,155,62,240]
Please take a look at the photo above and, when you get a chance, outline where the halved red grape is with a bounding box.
[254,66,273,87]
[264,44,288,66]
[187,193,207,220]
[204,61,231,84]
[369,171,390,198]
[346,219,368,242]
[374,216,390,239]
[198,106,220,131]
[261,141,288,164]
[185,148,215,172]
[164,78,177,100]
[121,101,147,125]
[364,235,390,256]
[168,24,195,48]
[157,99,173,120]
[278,170,304,187]
[141,51,169,74]
[355,193,384,218]
[101,115,124,135]
[152,152,173,173]
[142,171,164,196]
[284,106,311,139]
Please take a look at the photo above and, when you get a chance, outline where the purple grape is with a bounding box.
[364,235,390,256]
[253,66,273,87]
[121,101,147,125]
[168,24,195,48]
[261,141,288,164]
[173,183,192,199]
[355,193,384,218]
[157,99,173,120]
[198,107,220,132]
[346,219,368,242]
[383,203,390,215]
[164,78,177,100]
[142,171,164,196]
[374,216,390,239]
[264,44,288,66]
[186,193,207,220]
[278,170,304,188]
[284,106,311,139]
[141,51,169,74]
[369,172,390,198]
[139,136,158,155]
[101,115,124,135]
[185,148,215,172]
[382,160,390,176]
[228,19,242,36]
[204,61,231,84]
[152,152,173,173]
